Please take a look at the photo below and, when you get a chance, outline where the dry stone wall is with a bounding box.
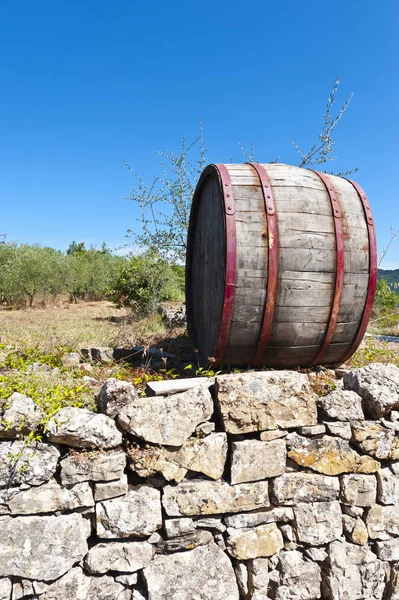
[1,363,399,598]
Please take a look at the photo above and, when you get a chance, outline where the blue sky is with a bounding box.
[1,0,398,267]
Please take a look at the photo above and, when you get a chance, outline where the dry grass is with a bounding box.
[0,301,167,352]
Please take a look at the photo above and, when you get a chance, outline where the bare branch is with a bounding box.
[291,78,357,174]
[379,225,399,267]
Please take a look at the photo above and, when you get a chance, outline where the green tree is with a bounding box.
[112,249,184,315]
[0,245,64,307]
[372,278,399,328]
[66,241,87,255]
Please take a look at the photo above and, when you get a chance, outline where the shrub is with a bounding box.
[112,249,185,315]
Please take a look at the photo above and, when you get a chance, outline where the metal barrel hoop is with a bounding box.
[340,179,377,364]
[310,171,345,366]
[213,164,237,367]
[246,162,279,367]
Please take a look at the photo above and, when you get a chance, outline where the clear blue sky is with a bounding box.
[1,0,398,267]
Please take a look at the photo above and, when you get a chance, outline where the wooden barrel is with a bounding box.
[185,163,377,369]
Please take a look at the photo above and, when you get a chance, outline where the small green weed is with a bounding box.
[184,364,222,378]
[348,338,399,369]
[0,370,96,421]
[3,345,74,371]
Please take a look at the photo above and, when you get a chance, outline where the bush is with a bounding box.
[112,249,185,315]
[372,278,399,328]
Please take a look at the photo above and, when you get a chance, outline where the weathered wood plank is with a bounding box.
[262,164,327,191]
[271,321,360,347]
[271,187,364,217]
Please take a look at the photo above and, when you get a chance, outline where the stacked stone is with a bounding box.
[0,364,399,599]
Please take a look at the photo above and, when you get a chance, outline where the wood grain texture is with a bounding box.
[223,165,267,363]
[186,163,373,368]
[186,170,226,363]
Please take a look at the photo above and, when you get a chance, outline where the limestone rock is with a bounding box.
[159,303,186,328]
[164,518,195,538]
[90,347,114,363]
[287,433,380,475]
[234,562,249,597]
[272,472,339,505]
[194,516,226,532]
[130,433,227,482]
[12,579,47,599]
[94,475,128,501]
[160,530,213,553]
[61,352,81,367]
[376,467,399,504]
[366,504,399,540]
[0,441,59,488]
[247,558,269,597]
[0,579,11,600]
[342,505,364,518]
[294,501,342,545]
[85,540,154,573]
[143,541,239,599]
[324,541,386,600]
[41,566,130,600]
[324,421,352,440]
[260,429,288,441]
[227,523,284,559]
[342,515,368,546]
[0,392,44,438]
[215,371,318,433]
[351,421,399,459]
[60,449,126,484]
[163,479,269,516]
[304,547,328,562]
[318,389,364,421]
[224,507,294,529]
[118,384,214,446]
[340,474,377,507]
[385,564,399,599]
[375,539,399,561]
[343,362,399,418]
[196,421,215,435]
[0,514,90,580]
[115,573,138,586]
[96,485,162,538]
[46,407,122,449]
[274,550,322,599]
[297,424,326,435]
[230,439,286,484]
[0,480,94,515]
[98,378,139,418]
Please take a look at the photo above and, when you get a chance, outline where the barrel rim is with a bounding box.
[186,164,236,367]
[340,179,377,364]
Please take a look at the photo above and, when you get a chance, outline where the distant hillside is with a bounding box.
[378,269,399,291]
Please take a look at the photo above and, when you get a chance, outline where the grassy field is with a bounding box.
[0,301,168,351]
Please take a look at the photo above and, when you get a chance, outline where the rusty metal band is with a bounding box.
[213,164,237,367]
[340,180,377,364]
[310,171,345,366]
[246,162,278,367]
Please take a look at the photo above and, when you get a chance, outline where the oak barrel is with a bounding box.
[185,163,377,369]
